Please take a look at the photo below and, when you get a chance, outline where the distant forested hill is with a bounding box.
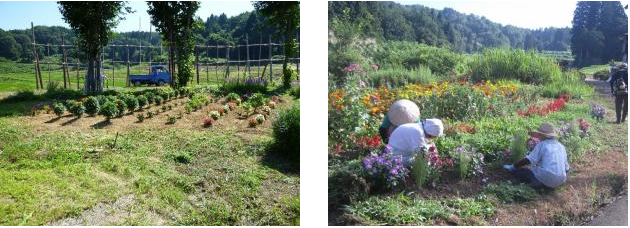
[328,1,571,53]
[0,9,286,62]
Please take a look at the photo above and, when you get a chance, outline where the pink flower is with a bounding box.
[359,81,366,88]
[371,64,379,71]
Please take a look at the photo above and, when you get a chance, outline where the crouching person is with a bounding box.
[504,122,569,189]
[388,119,444,166]
[379,99,421,144]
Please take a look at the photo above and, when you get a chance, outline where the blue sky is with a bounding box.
[398,1,629,29]
[0,1,254,32]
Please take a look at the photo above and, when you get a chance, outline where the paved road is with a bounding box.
[586,195,628,226]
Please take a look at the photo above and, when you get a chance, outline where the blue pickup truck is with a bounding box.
[130,65,171,86]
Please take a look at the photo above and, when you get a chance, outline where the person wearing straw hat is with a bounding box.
[379,99,421,143]
[503,122,569,189]
[609,63,628,123]
[388,119,444,166]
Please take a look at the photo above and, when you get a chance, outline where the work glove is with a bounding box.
[503,164,516,172]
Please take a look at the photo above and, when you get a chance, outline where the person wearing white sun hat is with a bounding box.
[388,118,444,166]
[379,99,421,143]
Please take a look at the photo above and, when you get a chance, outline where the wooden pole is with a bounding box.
[215,42,218,84]
[126,44,130,87]
[225,43,230,82]
[237,43,240,81]
[112,45,115,88]
[269,36,273,83]
[258,34,262,78]
[61,36,68,89]
[206,45,209,83]
[31,22,43,90]
[195,46,199,85]
[246,34,250,79]
[46,43,51,86]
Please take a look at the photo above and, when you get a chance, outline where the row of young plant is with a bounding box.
[50,87,193,121]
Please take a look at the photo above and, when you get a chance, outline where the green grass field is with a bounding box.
[0,60,296,93]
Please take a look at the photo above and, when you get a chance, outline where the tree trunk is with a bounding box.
[86,59,95,93]
[96,53,103,93]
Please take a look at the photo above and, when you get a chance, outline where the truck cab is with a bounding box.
[129,65,171,86]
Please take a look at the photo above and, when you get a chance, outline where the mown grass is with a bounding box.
[0,116,299,225]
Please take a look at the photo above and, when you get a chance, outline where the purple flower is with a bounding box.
[391,169,398,175]
[359,81,366,88]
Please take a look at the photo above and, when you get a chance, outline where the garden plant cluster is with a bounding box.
[328,46,601,225]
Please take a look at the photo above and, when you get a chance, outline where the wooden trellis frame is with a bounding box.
[30,24,299,90]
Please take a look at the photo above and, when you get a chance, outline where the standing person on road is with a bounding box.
[379,99,421,143]
[610,63,628,123]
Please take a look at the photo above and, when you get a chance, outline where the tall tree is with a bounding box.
[598,1,628,61]
[58,1,130,94]
[147,1,200,88]
[253,1,300,88]
[0,30,20,60]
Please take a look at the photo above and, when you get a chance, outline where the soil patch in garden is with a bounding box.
[24,95,291,135]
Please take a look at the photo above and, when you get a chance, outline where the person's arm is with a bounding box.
[611,73,616,94]
[514,157,531,169]
[379,126,389,144]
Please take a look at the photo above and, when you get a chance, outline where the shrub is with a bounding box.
[222,104,230,114]
[84,96,100,116]
[146,110,156,118]
[247,93,268,108]
[203,118,213,128]
[272,102,300,161]
[68,101,85,117]
[226,92,241,103]
[209,111,220,120]
[154,96,164,105]
[136,113,145,122]
[374,41,462,75]
[166,115,177,124]
[115,99,128,117]
[483,182,538,203]
[52,102,65,116]
[100,101,118,120]
[145,92,156,104]
[255,114,265,124]
[137,95,148,109]
[456,149,471,179]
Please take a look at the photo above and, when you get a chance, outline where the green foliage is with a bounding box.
[83,96,100,116]
[469,48,562,84]
[99,101,118,120]
[483,182,538,203]
[412,153,429,187]
[115,99,127,117]
[272,101,300,161]
[154,96,164,105]
[68,100,85,117]
[375,41,462,75]
[137,95,148,108]
[219,82,268,95]
[136,113,145,122]
[52,102,66,116]
[509,131,529,163]
[541,70,594,99]
[345,194,494,225]
[593,69,610,81]
[246,93,269,108]
[121,94,139,112]
[289,86,300,99]
[166,115,177,124]
[225,93,241,103]
[415,84,494,121]
[456,151,471,179]
[209,111,220,120]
